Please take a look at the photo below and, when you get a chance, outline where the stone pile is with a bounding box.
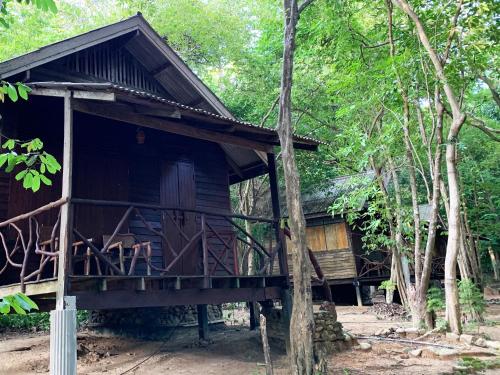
[89,305,223,338]
[263,306,353,354]
[368,303,410,321]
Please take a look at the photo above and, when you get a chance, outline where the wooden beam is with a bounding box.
[150,62,172,76]
[72,91,116,101]
[30,88,116,102]
[0,279,58,299]
[133,104,181,119]
[73,287,283,310]
[225,154,244,179]
[55,93,74,309]
[72,100,273,152]
[30,88,67,97]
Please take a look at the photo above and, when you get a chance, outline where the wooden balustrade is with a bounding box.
[0,198,285,291]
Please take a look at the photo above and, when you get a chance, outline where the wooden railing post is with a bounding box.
[201,214,209,288]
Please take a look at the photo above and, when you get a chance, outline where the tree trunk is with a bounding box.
[489,247,499,281]
[392,0,466,335]
[412,88,445,329]
[277,1,315,373]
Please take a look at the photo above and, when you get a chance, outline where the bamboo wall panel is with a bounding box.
[274,249,357,280]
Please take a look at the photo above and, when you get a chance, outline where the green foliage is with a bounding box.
[0,140,61,192]
[0,293,38,315]
[0,0,57,28]
[0,309,89,331]
[0,82,61,191]
[458,279,486,322]
[379,280,396,292]
[426,286,445,313]
[456,357,500,374]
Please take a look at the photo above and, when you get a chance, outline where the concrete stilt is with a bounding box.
[50,296,77,375]
[354,281,363,307]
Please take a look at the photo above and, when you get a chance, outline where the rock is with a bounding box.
[395,327,406,337]
[421,346,458,359]
[473,337,488,348]
[399,354,409,359]
[485,340,500,350]
[446,332,460,341]
[460,334,474,345]
[358,342,372,351]
[435,348,459,358]
[409,348,422,357]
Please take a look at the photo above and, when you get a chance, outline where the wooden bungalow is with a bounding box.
[0,13,319,354]
[278,172,446,305]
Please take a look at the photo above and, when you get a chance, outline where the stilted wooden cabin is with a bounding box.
[280,172,446,304]
[0,15,319,325]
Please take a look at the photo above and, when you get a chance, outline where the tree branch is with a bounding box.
[479,75,500,109]
[298,0,315,15]
[466,113,500,142]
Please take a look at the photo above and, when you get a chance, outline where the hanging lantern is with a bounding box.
[136,128,145,144]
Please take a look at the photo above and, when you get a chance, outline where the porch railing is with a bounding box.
[70,198,282,279]
[0,198,285,291]
[0,198,67,292]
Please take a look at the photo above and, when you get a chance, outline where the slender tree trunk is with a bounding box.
[489,247,499,281]
[277,1,315,373]
[392,0,466,334]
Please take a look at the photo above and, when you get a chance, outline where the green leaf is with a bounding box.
[15,170,27,181]
[40,174,52,186]
[0,300,10,314]
[16,83,29,100]
[15,293,38,311]
[31,175,41,192]
[23,172,33,189]
[6,83,18,102]
[2,139,15,150]
[0,154,8,168]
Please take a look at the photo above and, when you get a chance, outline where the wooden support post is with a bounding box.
[259,314,273,375]
[197,304,209,341]
[201,214,210,288]
[51,92,76,375]
[249,302,259,331]
[280,288,292,354]
[267,153,288,279]
[55,92,74,308]
[268,152,292,354]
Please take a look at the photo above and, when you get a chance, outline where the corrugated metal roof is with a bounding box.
[27,81,321,147]
[300,171,376,216]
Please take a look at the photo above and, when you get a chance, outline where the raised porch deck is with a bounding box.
[0,275,287,311]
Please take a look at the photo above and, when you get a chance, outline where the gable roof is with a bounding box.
[0,13,231,117]
[0,14,320,183]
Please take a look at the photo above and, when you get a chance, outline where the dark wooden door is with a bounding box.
[160,160,197,275]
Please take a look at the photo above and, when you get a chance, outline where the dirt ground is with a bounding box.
[0,303,499,375]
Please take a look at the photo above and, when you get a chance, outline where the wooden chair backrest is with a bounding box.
[102,233,136,248]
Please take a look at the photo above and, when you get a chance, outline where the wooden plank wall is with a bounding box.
[193,142,235,276]
[281,218,358,280]
[38,42,168,96]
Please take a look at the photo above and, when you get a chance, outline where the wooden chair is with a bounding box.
[37,225,96,279]
[102,233,152,276]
